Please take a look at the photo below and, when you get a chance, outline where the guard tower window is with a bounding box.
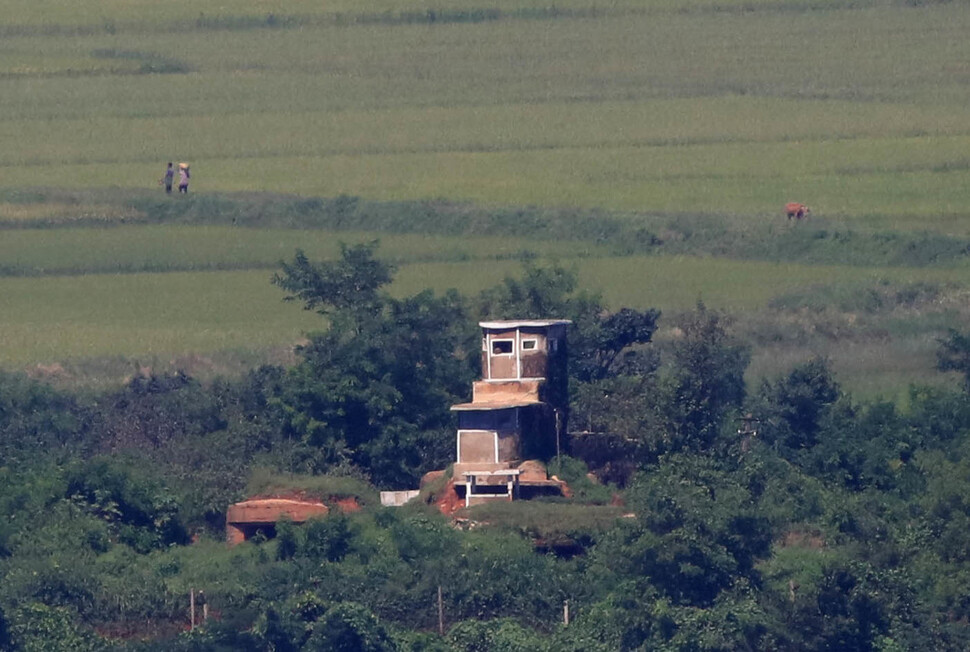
[495,409,516,432]
[458,409,516,431]
[521,339,537,351]
[492,339,514,355]
[460,411,494,430]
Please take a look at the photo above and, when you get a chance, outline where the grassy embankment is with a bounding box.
[1,0,969,396]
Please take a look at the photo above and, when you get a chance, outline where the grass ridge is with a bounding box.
[0,2,880,40]
[2,189,969,270]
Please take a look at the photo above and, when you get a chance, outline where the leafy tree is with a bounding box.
[577,307,661,383]
[0,371,86,464]
[781,559,916,651]
[303,513,354,563]
[96,370,227,451]
[393,629,453,652]
[63,456,187,551]
[278,288,476,484]
[660,303,750,453]
[0,605,8,651]
[646,586,783,651]
[619,457,772,607]
[252,604,301,652]
[442,533,565,626]
[448,618,547,652]
[273,242,392,327]
[275,517,299,561]
[8,603,105,652]
[273,244,478,485]
[906,384,970,450]
[304,602,394,652]
[937,328,970,390]
[477,261,589,322]
[756,357,841,452]
[765,398,921,496]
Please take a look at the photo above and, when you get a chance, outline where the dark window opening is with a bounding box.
[492,340,513,355]
[469,484,511,495]
[459,408,518,432]
[495,409,516,432]
[460,411,493,430]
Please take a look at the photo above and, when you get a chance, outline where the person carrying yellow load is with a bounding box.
[178,163,190,194]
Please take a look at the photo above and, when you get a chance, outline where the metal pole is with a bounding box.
[555,409,562,474]
[438,585,445,636]
[190,589,196,630]
[564,599,569,626]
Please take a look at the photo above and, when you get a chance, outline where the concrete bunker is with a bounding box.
[225,498,330,545]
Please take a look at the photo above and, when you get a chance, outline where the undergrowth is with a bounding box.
[244,469,380,506]
[456,501,626,545]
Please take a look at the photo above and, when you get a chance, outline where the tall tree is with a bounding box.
[273,244,477,486]
[937,328,970,390]
[756,357,841,452]
[273,241,393,330]
[661,303,750,453]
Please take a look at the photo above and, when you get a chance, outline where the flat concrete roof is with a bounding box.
[451,399,542,411]
[479,319,572,329]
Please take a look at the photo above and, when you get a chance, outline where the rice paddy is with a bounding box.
[2,0,969,394]
[0,226,610,276]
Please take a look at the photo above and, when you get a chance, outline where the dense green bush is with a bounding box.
[3,260,970,649]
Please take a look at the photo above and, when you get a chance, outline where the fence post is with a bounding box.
[438,585,445,636]
[199,589,208,623]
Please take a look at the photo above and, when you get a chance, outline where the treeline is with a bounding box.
[3,243,970,649]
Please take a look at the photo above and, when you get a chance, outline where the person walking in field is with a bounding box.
[160,162,174,193]
[178,163,190,194]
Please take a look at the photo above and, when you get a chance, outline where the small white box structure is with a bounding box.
[380,490,421,507]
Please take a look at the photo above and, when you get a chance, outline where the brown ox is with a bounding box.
[785,202,810,220]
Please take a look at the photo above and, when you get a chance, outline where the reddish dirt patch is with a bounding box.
[781,530,825,549]
[553,478,573,499]
[331,496,362,513]
[432,479,465,516]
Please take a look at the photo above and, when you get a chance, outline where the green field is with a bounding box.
[2,0,970,395]
[0,225,610,275]
[5,250,968,394]
[3,3,970,219]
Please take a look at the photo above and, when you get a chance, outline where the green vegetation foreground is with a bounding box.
[4,249,970,648]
